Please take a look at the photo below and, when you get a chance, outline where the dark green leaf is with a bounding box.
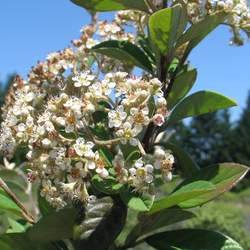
[126,209,195,244]
[92,175,124,195]
[71,0,149,12]
[167,69,197,110]
[0,233,57,250]
[92,40,153,73]
[175,163,249,208]
[146,229,244,250]
[157,143,199,178]
[98,147,113,168]
[120,191,154,212]
[167,91,237,126]
[149,181,215,214]
[149,5,187,55]
[27,208,78,242]
[125,150,141,163]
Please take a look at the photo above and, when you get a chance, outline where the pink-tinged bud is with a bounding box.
[153,114,165,127]
[27,172,37,183]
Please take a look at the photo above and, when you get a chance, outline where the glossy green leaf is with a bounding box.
[176,12,227,58]
[157,143,200,178]
[120,191,154,212]
[167,91,237,126]
[71,0,149,12]
[92,40,153,73]
[175,163,249,208]
[149,5,187,55]
[146,229,244,250]
[149,181,215,214]
[0,233,57,250]
[0,189,22,217]
[126,209,195,244]
[167,69,197,110]
[27,208,78,242]
[92,175,124,195]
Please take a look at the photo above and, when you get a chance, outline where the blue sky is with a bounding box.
[0,0,250,120]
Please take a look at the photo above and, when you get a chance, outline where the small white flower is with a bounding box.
[108,105,127,128]
[73,138,95,158]
[72,71,95,88]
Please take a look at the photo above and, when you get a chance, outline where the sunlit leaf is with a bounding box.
[167,90,237,126]
[149,181,214,214]
[175,163,249,208]
[149,5,187,55]
[71,0,149,12]
[120,191,154,212]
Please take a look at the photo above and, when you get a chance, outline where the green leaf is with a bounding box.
[0,233,57,250]
[146,229,244,250]
[126,209,195,244]
[74,197,127,250]
[0,189,22,217]
[175,163,249,208]
[149,5,187,55]
[4,182,29,202]
[0,170,27,189]
[98,147,113,168]
[157,143,199,178]
[92,40,153,73]
[0,213,9,234]
[149,181,215,214]
[125,150,141,163]
[27,208,78,242]
[167,69,197,110]
[92,175,124,195]
[176,12,227,59]
[167,91,237,126]
[120,191,154,212]
[6,218,25,233]
[71,0,149,12]
[38,194,54,217]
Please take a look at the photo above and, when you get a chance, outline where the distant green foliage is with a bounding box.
[186,193,250,250]
[170,92,250,189]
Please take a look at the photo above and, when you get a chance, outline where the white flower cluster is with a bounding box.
[0,67,173,208]
[183,0,250,44]
[0,10,177,209]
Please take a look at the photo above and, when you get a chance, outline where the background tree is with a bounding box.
[170,110,233,167]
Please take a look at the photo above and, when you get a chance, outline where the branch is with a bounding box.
[0,177,35,224]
